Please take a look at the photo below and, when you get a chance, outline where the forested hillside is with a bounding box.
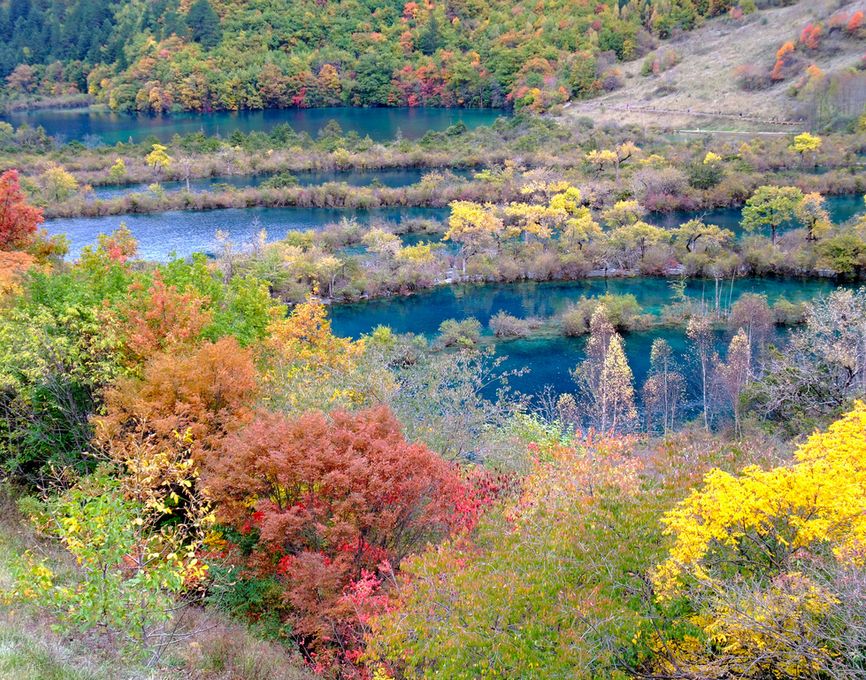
[0,0,776,112]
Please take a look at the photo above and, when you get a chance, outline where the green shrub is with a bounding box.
[560,294,643,336]
[436,318,483,348]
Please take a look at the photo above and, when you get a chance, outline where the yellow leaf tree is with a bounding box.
[145,143,173,175]
[445,200,504,271]
[652,403,866,677]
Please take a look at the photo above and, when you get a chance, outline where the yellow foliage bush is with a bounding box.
[652,403,866,677]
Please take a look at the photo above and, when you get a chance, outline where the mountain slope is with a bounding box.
[565,0,866,130]
[2,0,758,113]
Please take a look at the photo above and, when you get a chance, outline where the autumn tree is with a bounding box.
[93,336,257,526]
[741,185,803,245]
[672,219,733,254]
[260,296,389,414]
[0,250,36,298]
[728,292,774,352]
[445,201,503,271]
[586,142,639,182]
[601,199,646,229]
[40,164,79,202]
[642,338,685,434]
[95,224,138,263]
[585,148,618,176]
[749,287,866,429]
[687,314,716,431]
[203,405,472,668]
[652,404,866,678]
[716,328,751,435]
[796,191,832,241]
[561,212,603,250]
[119,271,212,365]
[572,306,637,433]
[108,158,127,182]
[608,221,669,269]
[0,169,43,250]
[145,143,173,175]
[790,131,822,166]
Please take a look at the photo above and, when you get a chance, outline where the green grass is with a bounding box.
[0,485,314,680]
[0,622,108,680]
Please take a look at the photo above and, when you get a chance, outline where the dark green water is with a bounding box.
[329,279,842,398]
[1,107,506,144]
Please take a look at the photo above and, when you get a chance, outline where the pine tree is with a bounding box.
[417,15,441,56]
[186,0,220,48]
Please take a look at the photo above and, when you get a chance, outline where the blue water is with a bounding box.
[647,193,865,232]
[89,167,473,199]
[329,279,837,337]
[329,279,839,398]
[47,207,449,260]
[1,107,506,145]
[47,187,866,262]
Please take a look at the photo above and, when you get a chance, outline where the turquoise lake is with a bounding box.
[1,107,507,145]
[329,279,843,400]
[645,193,866,232]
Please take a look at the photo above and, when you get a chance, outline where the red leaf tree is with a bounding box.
[120,271,212,364]
[0,169,43,250]
[204,405,473,667]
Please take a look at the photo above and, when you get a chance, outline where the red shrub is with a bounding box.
[0,169,43,250]
[800,23,821,50]
[204,406,477,669]
[771,41,797,81]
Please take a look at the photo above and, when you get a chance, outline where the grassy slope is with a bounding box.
[0,488,314,680]
[0,490,114,680]
[565,0,866,131]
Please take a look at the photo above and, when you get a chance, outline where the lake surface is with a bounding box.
[48,191,866,262]
[647,193,865,232]
[1,107,506,145]
[90,167,473,199]
[47,207,449,260]
[330,279,841,399]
